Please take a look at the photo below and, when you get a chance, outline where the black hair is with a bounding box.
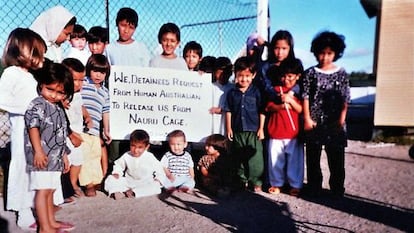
[85,54,111,80]
[65,17,77,28]
[311,31,346,61]
[268,30,296,63]
[205,134,228,156]
[35,61,74,102]
[116,7,138,28]
[183,41,203,58]
[214,57,233,84]
[158,22,180,43]
[130,129,150,145]
[70,24,87,39]
[279,58,304,75]
[234,56,256,74]
[62,57,85,73]
[198,56,216,73]
[87,26,109,43]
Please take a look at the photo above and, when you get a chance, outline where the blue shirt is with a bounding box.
[224,84,263,133]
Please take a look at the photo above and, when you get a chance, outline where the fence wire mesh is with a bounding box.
[0,0,258,142]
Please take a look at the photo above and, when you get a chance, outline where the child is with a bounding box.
[105,7,150,66]
[104,129,166,199]
[161,130,195,193]
[24,62,75,232]
[30,5,76,63]
[61,58,91,199]
[224,56,265,192]
[87,26,109,55]
[210,57,233,135]
[197,134,232,196]
[302,31,349,197]
[0,28,46,230]
[183,41,203,71]
[79,54,112,197]
[256,30,299,103]
[66,24,91,65]
[266,58,304,197]
[149,22,187,70]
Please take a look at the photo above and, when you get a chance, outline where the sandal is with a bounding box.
[73,187,85,198]
[289,188,300,197]
[268,186,281,195]
[124,189,135,198]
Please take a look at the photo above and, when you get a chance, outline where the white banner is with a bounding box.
[109,66,212,142]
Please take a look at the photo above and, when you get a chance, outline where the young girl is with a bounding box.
[257,30,298,103]
[24,62,75,232]
[302,31,349,197]
[197,134,232,196]
[0,28,46,230]
[30,5,76,62]
[210,57,234,135]
[79,54,111,197]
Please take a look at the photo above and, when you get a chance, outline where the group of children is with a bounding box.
[0,4,350,233]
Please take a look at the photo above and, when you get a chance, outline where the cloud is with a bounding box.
[345,48,373,58]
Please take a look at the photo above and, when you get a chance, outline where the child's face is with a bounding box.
[90,70,106,86]
[184,50,201,70]
[235,69,254,89]
[72,70,85,92]
[41,82,66,104]
[56,25,74,46]
[168,136,187,155]
[317,47,335,68]
[130,141,150,157]
[205,145,219,156]
[88,41,106,55]
[281,73,300,89]
[161,32,179,56]
[273,39,290,64]
[70,37,87,50]
[117,19,136,43]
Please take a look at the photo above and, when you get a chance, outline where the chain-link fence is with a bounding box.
[0,0,257,60]
[0,0,258,144]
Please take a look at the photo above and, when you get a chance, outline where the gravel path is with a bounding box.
[1,140,413,233]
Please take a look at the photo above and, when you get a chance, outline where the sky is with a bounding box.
[269,0,376,73]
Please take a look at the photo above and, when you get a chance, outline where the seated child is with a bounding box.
[160,130,195,193]
[104,129,166,199]
[197,134,232,196]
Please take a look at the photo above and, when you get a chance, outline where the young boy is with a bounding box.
[160,130,195,193]
[266,58,304,197]
[87,26,109,55]
[66,24,91,65]
[104,129,166,199]
[183,41,203,71]
[79,54,111,197]
[224,56,265,193]
[105,7,150,66]
[149,22,187,70]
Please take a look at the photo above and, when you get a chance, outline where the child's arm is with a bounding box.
[163,167,175,182]
[257,113,265,140]
[63,153,70,173]
[82,105,92,130]
[102,112,111,144]
[28,127,48,169]
[303,99,316,130]
[339,102,348,127]
[199,165,209,176]
[189,167,195,179]
[265,101,284,112]
[225,112,233,141]
[283,92,302,113]
[209,107,221,115]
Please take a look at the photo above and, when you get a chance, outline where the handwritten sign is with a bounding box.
[109,66,212,142]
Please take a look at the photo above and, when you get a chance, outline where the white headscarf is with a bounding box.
[30,5,75,62]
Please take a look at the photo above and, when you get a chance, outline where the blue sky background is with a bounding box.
[269,0,376,73]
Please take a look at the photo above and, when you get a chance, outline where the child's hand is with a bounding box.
[304,118,317,131]
[281,92,294,106]
[69,131,83,147]
[84,116,93,130]
[63,154,70,174]
[112,173,120,179]
[103,132,112,144]
[257,128,265,140]
[61,99,71,109]
[33,151,48,169]
[209,107,221,114]
[227,129,233,141]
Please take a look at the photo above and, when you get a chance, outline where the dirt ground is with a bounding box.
[1,140,413,233]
